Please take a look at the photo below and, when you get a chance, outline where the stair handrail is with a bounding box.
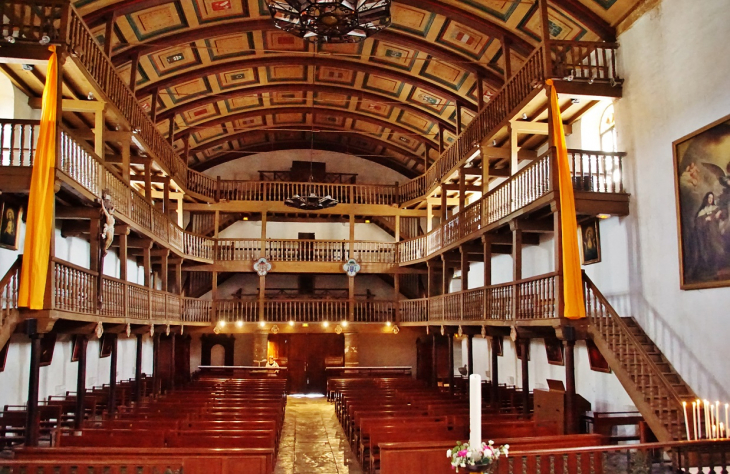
[583,272,694,406]
[0,255,23,322]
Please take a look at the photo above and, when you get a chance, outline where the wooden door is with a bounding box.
[268,334,344,394]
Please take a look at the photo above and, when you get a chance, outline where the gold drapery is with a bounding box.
[546,79,585,319]
[19,46,58,309]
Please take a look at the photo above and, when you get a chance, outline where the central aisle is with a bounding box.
[275,395,364,474]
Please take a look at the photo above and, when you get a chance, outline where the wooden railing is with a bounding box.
[215,299,259,324]
[353,300,394,323]
[259,170,358,184]
[214,239,397,264]
[216,180,399,206]
[399,298,428,323]
[569,149,625,193]
[0,256,22,329]
[584,274,689,441]
[0,120,38,167]
[266,239,348,263]
[548,40,621,84]
[212,299,395,324]
[50,258,210,323]
[264,299,349,323]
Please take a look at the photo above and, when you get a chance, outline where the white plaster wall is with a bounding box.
[0,334,154,407]
[218,220,395,242]
[203,149,408,185]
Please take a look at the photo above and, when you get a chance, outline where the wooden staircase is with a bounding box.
[583,274,695,442]
[0,256,22,352]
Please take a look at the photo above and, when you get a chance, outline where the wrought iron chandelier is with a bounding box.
[284,132,339,210]
[267,0,392,43]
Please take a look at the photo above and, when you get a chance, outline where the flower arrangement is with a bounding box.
[447,440,509,473]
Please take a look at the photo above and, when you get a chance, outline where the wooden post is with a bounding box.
[349,214,355,256]
[135,334,143,403]
[394,215,400,242]
[89,218,100,273]
[348,274,355,323]
[441,254,449,295]
[460,245,469,291]
[212,271,219,323]
[521,338,530,417]
[103,13,116,57]
[565,337,577,434]
[538,0,552,76]
[439,126,444,154]
[152,333,160,396]
[170,333,176,392]
[150,89,159,123]
[168,118,175,146]
[25,321,41,446]
[259,212,267,323]
[108,334,118,416]
[119,233,128,280]
[476,76,484,110]
[175,260,182,295]
[466,334,473,376]
[129,53,140,92]
[440,186,448,223]
[427,261,435,298]
[144,159,152,203]
[502,38,512,82]
[426,201,434,232]
[393,274,400,324]
[143,246,151,288]
[431,334,438,388]
[482,151,491,195]
[491,336,499,408]
[163,178,170,216]
[482,235,492,319]
[94,106,105,159]
[75,335,87,430]
[424,145,429,172]
[447,333,454,396]
[512,226,522,320]
[456,102,463,136]
[458,166,466,214]
[120,136,131,184]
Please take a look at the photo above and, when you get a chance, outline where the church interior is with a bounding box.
[0,0,730,472]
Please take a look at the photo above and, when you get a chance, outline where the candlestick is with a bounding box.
[682,402,691,440]
[469,374,482,451]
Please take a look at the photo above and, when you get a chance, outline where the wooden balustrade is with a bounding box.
[187,169,217,199]
[351,242,397,264]
[264,300,348,323]
[58,128,102,195]
[0,120,39,167]
[399,298,428,323]
[215,299,258,324]
[353,300,394,323]
[0,256,22,328]
[266,239,348,263]
[182,298,212,323]
[548,40,621,84]
[398,236,426,262]
[258,170,358,184]
[51,258,188,323]
[213,180,399,206]
[515,273,557,320]
[217,239,260,261]
[569,149,625,193]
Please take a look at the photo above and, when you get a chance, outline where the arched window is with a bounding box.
[599,104,616,152]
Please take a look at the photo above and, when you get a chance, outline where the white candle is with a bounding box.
[692,402,698,440]
[469,374,482,450]
[725,404,728,438]
[711,404,716,439]
[683,402,691,441]
[716,402,721,437]
[721,422,725,439]
[705,400,711,439]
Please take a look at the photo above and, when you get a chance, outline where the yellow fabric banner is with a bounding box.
[545,79,585,319]
[19,46,58,310]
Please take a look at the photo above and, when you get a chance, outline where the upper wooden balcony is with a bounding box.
[0,0,622,211]
[0,119,214,263]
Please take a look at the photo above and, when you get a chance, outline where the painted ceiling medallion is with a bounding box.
[343,258,361,277]
[254,257,272,276]
[267,0,391,44]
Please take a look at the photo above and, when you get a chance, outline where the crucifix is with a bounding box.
[97,190,115,310]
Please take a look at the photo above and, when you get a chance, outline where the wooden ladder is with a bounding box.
[583,274,696,442]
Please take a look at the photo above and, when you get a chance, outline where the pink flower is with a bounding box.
[457,450,468,457]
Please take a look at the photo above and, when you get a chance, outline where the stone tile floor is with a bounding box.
[274,395,364,474]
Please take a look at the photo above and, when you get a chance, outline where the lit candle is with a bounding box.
[692,402,698,440]
[683,402,691,441]
[711,404,716,439]
[469,374,482,451]
[725,404,728,438]
[705,400,711,439]
[713,425,717,440]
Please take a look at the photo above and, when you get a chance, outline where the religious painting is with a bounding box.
[545,338,564,366]
[0,340,8,372]
[492,336,503,357]
[579,219,601,265]
[39,333,57,367]
[586,339,610,373]
[71,335,84,362]
[99,334,114,358]
[673,114,730,289]
[0,201,22,250]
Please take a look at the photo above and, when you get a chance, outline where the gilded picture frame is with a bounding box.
[673,113,730,290]
[0,201,22,250]
[579,218,601,265]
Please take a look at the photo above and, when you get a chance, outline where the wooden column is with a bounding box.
[431,334,438,388]
[427,261,435,297]
[135,334,143,403]
[152,333,160,396]
[447,333,454,396]
[212,271,219,324]
[170,333,176,392]
[424,145,429,171]
[143,159,152,203]
[150,89,160,123]
[259,212,267,323]
[108,334,118,416]
[118,233,128,280]
[163,178,170,216]
[441,255,449,295]
[466,334,474,376]
[143,246,151,288]
[538,0,552,73]
[482,151,491,195]
[520,338,530,417]
[565,337,577,434]
[439,126,445,154]
[129,53,141,92]
[476,76,485,110]
[512,226,522,320]
[89,219,100,272]
[168,118,175,146]
[482,235,492,319]
[103,13,116,57]
[501,38,512,82]
[490,336,499,408]
[460,245,469,291]
[458,166,466,212]
[456,102,463,135]
[175,260,182,295]
[94,107,105,162]
[25,320,41,447]
[75,335,88,430]
[426,201,434,232]
[440,186,448,223]
[159,250,168,292]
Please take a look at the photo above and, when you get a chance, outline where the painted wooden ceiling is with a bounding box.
[77,0,641,176]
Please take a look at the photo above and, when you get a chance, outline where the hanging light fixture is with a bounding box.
[284,130,339,210]
[267,0,392,43]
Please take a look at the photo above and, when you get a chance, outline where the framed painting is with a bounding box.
[71,335,84,362]
[579,219,601,265]
[545,338,564,366]
[39,333,57,367]
[0,201,22,250]
[586,339,610,373]
[673,114,730,289]
[99,334,114,358]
